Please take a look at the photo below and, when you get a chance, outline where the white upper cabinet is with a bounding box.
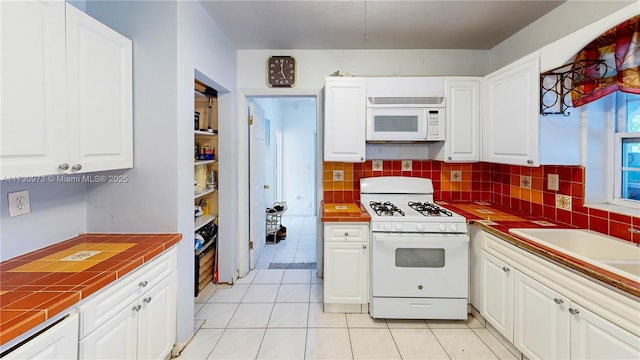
[323,77,366,163]
[0,2,132,178]
[483,52,540,166]
[434,77,481,162]
[1,1,68,177]
[65,4,133,174]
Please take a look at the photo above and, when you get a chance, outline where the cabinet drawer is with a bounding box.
[78,247,177,338]
[324,224,369,242]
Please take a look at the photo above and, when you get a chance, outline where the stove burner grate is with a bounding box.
[408,201,453,217]
[369,201,405,217]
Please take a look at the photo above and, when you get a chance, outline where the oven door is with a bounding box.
[371,232,469,298]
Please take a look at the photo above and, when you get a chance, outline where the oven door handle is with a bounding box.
[409,302,432,308]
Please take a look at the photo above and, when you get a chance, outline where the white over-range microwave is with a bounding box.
[366,96,446,142]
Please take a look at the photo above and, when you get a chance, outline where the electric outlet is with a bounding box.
[548,174,559,191]
[8,190,31,217]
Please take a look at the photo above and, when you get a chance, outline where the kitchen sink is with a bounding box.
[508,228,640,283]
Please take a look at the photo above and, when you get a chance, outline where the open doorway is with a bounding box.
[247,96,318,271]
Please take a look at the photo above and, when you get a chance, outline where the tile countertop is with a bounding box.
[438,201,640,299]
[0,233,181,346]
[321,201,371,222]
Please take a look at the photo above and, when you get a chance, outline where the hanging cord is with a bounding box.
[363,0,368,42]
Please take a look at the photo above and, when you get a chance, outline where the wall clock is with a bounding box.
[267,56,296,87]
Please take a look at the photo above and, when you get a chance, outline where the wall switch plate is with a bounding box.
[548,174,559,191]
[8,190,31,217]
[332,170,344,181]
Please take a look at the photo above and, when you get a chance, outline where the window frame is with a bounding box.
[611,93,640,209]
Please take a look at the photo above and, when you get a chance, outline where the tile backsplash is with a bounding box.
[323,160,640,244]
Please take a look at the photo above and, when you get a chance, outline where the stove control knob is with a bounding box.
[450,224,457,232]
[438,224,446,232]
[416,224,424,231]
[395,223,402,231]
[384,223,391,231]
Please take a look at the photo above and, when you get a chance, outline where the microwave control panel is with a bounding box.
[425,109,445,141]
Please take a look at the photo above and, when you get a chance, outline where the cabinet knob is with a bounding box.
[569,308,580,315]
[502,267,510,273]
[132,304,142,312]
[143,296,152,304]
[362,244,367,249]
[58,163,69,170]
[527,159,534,165]
[139,280,148,287]
[72,164,82,171]
[554,298,564,305]
[447,156,452,161]
[344,232,349,237]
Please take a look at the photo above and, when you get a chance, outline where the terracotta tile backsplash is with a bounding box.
[323,160,640,244]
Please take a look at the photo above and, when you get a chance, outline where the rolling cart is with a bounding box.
[266,201,287,244]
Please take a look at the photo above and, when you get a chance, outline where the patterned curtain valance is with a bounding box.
[571,14,640,107]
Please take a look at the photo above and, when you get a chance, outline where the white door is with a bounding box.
[570,302,640,359]
[481,251,514,342]
[0,0,67,178]
[483,52,539,166]
[323,77,366,162]
[444,77,481,162]
[514,271,570,360]
[323,241,368,304]
[137,275,176,360]
[249,100,267,269]
[78,302,138,359]
[66,4,133,173]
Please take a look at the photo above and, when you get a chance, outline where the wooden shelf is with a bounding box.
[194,130,218,137]
[195,214,216,231]
[194,188,216,199]
[194,159,216,166]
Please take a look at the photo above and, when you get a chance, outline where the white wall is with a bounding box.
[238,49,491,91]
[490,0,635,71]
[83,0,239,350]
[282,100,317,215]
[0,182,86,260]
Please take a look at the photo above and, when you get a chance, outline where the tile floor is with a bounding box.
[180,216,517,360]
[255,215,318,268]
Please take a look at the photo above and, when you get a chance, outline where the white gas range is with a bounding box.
[360,176,470,320]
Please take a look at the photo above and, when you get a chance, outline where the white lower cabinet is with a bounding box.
[78,248,177,360]
[323,223,369,312]
[570,302,640,360]
[480,233,640,359]
[3,313,79,360]
[481,250,513,341]
[513,270,570,360]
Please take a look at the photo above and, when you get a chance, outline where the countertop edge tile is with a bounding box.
[0,233,181,347]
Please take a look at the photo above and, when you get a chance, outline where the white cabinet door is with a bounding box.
[66,4,133,173]
[0,0,68,178]
[4,313,79,360]
[481,251,514,341]
[443,77,481,162]
[324,241,368,304]
[570,302,640,360]
[79,302,138,360]
[483,53,540,166]
[323,77,366,162]
[137,273,177,360]
[514,271,570,360]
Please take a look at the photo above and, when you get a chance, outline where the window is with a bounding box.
[614,93,640,204]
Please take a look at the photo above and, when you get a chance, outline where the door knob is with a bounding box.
[264,185,270,189]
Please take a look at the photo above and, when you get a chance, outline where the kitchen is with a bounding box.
[1,1,639,359]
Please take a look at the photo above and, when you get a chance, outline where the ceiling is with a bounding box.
[199,0,566,50]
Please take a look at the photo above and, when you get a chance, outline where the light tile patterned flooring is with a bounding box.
[255,215,318,268]
[180,216,517,360]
